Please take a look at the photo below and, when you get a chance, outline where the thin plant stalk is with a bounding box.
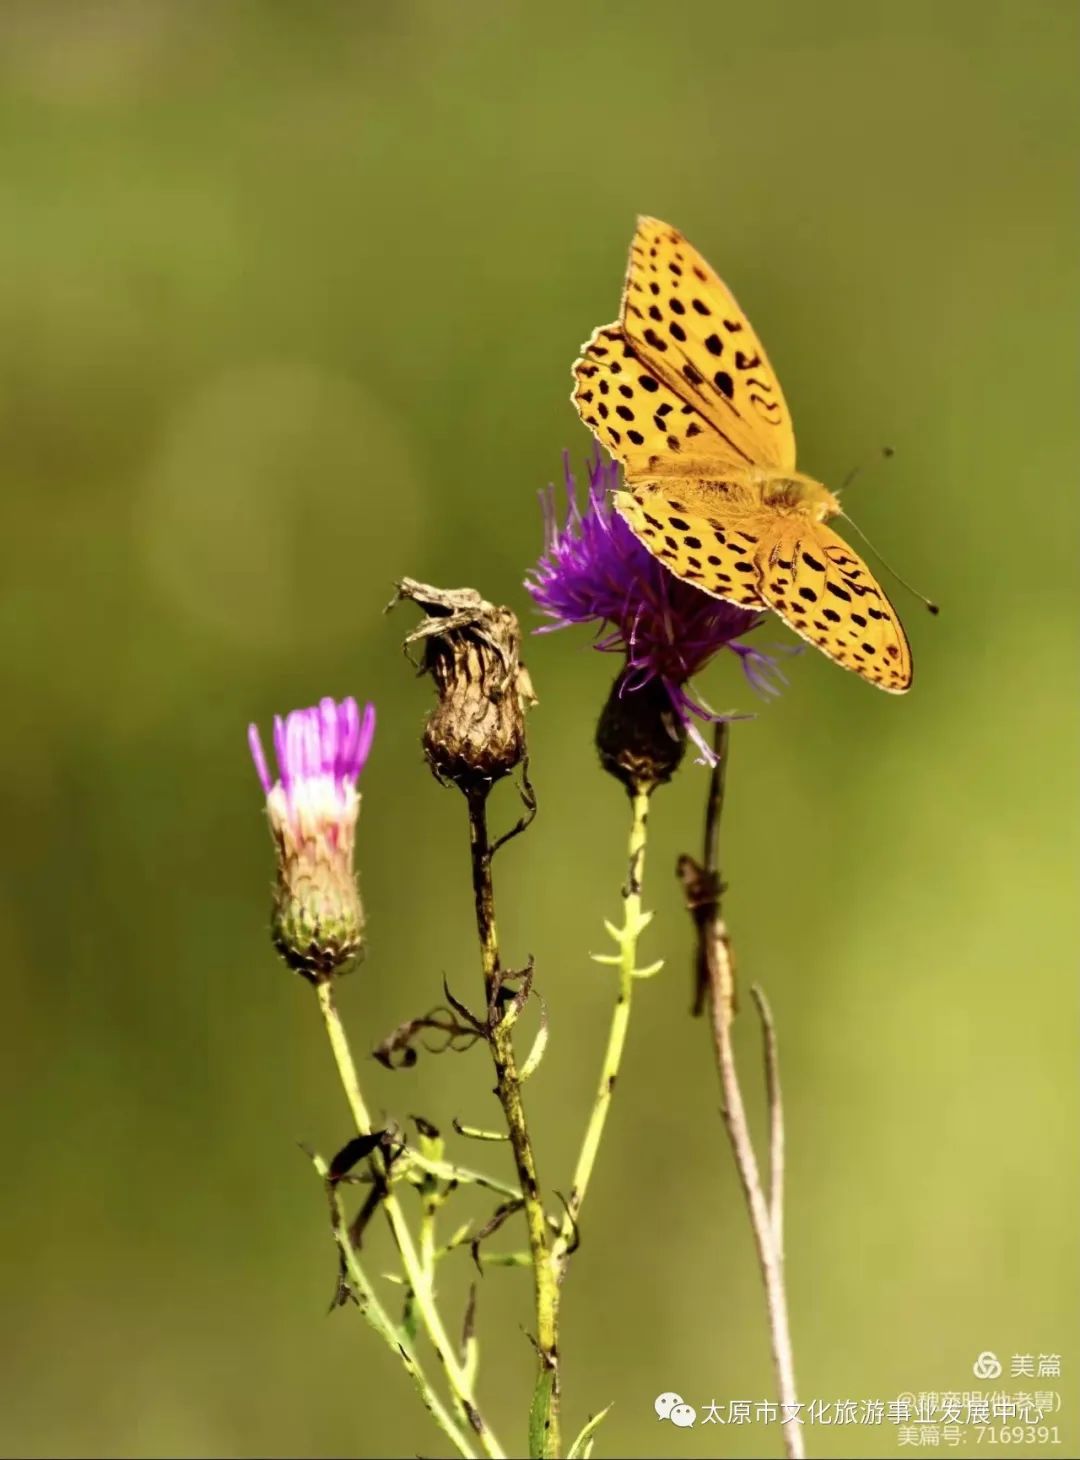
[464,785,560,1460]
[750,982,786,1258]
[682,722,803,1460]
[553,787,658,1275]
[310,1148,477,1460]
[707,938,802,1459]
[316,978,506,1460]
[406,1149,522,1202]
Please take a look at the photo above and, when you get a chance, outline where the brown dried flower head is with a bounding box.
[391,579,535,796]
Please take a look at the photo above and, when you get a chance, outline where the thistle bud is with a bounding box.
[248,696,376,981]
[392,579,534,796]
[595,668,686,797]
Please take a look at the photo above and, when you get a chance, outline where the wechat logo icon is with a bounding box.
[655,1392,697,1429]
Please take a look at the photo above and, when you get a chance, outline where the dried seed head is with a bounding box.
[392,579,535,796]
[595,667,686,797]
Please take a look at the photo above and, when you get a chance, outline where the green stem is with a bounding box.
[465,786,560,1460]
[418,1169,439,1288]
[405,1147,521,1202]
[552,787,652,1276]
[311,1149,476,1460]
[316,979,505,1460]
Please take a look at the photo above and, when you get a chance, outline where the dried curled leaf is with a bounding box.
[469,1198,526,1273]
[327,1132,386,1184]
[487,955,535,1032]
[373,1004,483,1069]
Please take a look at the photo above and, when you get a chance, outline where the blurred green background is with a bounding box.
[2,2,1077,1456]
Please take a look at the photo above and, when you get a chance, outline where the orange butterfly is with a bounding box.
[572,217,912,691]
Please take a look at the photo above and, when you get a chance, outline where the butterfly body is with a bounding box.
[626,463,839,517]
[572,217,914,692]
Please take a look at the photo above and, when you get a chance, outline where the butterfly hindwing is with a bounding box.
[755,523,912,692]
[614,486,766,607]
[621,217,797,473]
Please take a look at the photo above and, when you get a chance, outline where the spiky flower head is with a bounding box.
[248,696,375,980]
[526,451,786,769]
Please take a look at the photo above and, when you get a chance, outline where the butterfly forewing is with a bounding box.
[572,324,747,478]
[620,217,797,472]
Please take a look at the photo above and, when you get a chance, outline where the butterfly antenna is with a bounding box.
[837,508,940,615]
[841,445,894,493]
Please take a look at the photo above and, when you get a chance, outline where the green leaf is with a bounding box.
[519,999,549,1082]
[567,1403,613,1458]
[528,1369,556,1459]
[632,958,664,980]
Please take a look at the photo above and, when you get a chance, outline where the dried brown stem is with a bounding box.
[679,721,804,1460]
[750,982,785,1259]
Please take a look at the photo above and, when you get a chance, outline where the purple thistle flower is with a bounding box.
[525,451,787,763]
[248,696,376,979]
[249,696,376,825]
